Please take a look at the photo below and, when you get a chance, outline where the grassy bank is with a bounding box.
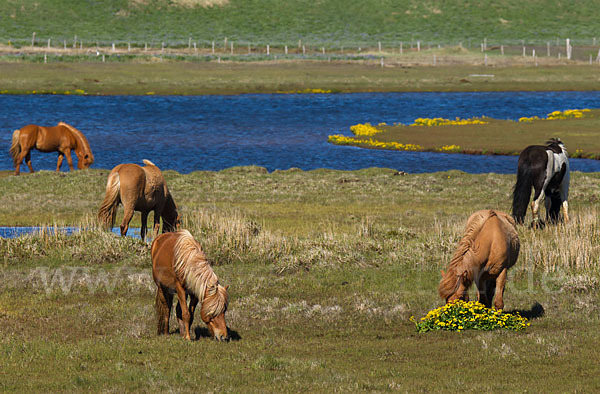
[1,62,600,95]
[329,109,600,159]
[1,168,600,390]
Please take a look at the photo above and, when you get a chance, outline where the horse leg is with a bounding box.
[485,279,497,309]
[155,287,173,335]
[530,189,545,228]
[120,205,135,237]
[64,149,74,171]
[153,209,162,238]
[25,151,34,173]
[188,294,199,334]
[493,268,508,310]
[14,150,30,175]
[174,282,192,340]
[562,200,570,223]
[140,211,148,242]
[56,153,64,172]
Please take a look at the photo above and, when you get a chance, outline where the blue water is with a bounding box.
[0,226,141,239]
[2,91,600,173]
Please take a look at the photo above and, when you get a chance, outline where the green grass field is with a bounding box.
[1,168,600,391]
[2,0,600,46]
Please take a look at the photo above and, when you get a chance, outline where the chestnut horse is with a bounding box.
[98,160,179,241]
[438,209,520,310]
[9,122,94,175]
[152,230,229,341]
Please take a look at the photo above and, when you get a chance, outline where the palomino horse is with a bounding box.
[9,122,94,175]
[97,160,180,241]
[512,138,570,227]
[152,230,229,341]
[438,210,520,310]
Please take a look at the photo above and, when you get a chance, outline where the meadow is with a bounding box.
[2,0,600,46]
[1,168,599,391]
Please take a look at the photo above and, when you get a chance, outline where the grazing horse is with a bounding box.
[438,209,520,310]
[9,122,94,175]
[512,138,570,227]
[97,160,180,241]
[152,230,229,341]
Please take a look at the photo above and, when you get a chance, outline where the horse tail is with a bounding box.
[98,172,121,229]
[512,164,533,224]
[9,129,21,166]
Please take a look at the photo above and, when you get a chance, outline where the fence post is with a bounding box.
[285,45,288,54]
[484,53,488,66]
[302,45,305,54]
[566,38,572,60]
[484,37,487,51]
[188,37,192,49]
[32,32,36,47]
[378,41,381,53]
[267,44,270,55]
[417,41,420,51]
[112,42,116,51]
[380,57,384,67]
[212,41,215,54]
[128,42,131,52]
[224,37,227,52]
[501,45,504,55]
[47,38,51,49]
[522,46,525,57]
[547,42,550,57]
[64,40,67,50]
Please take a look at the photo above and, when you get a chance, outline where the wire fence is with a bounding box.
[3,35,600,64]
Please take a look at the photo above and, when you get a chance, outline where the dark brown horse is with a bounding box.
[9,122,94,175]
[439,209,520,310]
[97,160,180,241]
[152,230,229,341]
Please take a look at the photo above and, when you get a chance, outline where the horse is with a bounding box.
[9,122,94,175]
[97,159,180,241]
[512,138,570,227]
[152,230,229,341]
[438,209,520,310]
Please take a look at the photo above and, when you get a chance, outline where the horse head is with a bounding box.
[161,195,181,232]
[445,270,471,304]
[201,283,229,341]
[77,152,94,169]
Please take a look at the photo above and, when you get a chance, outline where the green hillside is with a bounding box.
[2,0,600,47]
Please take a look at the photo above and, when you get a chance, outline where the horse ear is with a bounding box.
[225,285,229,291]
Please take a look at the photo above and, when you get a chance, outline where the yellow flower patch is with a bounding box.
[410,300,529,333]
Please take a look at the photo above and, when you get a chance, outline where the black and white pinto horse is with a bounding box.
[512,138,570,227]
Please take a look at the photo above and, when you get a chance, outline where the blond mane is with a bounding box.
[173,230,227,318]
[58,122,94,163]
[438,210,497,300]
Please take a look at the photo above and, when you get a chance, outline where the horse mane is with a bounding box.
[173,230,227,318]
[438,210,497,300]
[546,138,568,156]
[59,122,94,163]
